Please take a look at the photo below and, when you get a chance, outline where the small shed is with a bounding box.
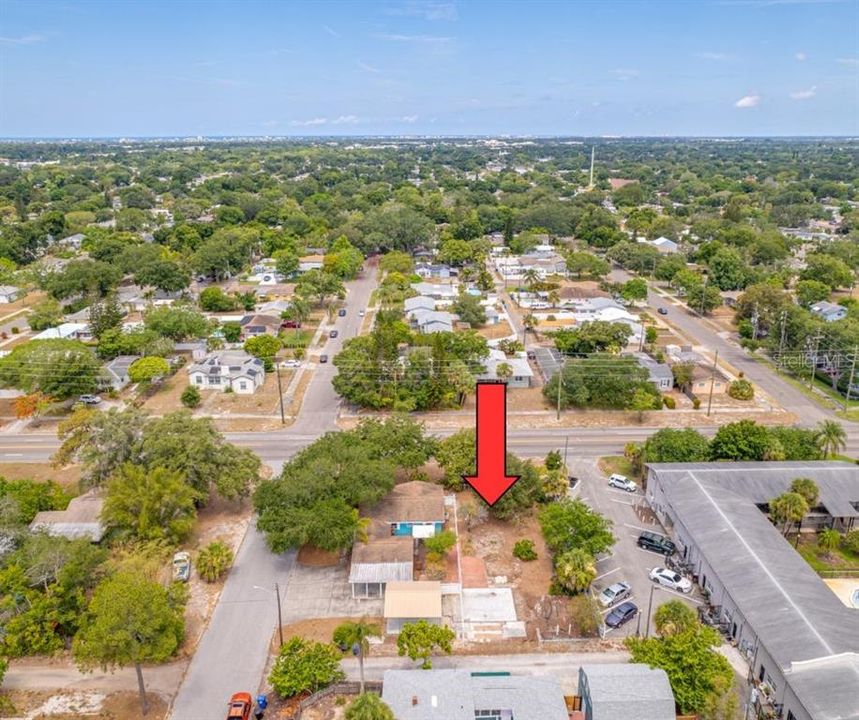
[30,490,105,542]
[383,581,442,634]
[578,664,675,720]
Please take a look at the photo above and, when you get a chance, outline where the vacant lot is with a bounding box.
[0,690,167,720]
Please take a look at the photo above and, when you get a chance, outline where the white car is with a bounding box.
[608,473,637,492]
[597,580,631,608]
[280,359,301,368]
[649,567,692,593]
[172,551,191,583]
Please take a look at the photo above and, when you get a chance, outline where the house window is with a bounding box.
[195,376,203,385]
[208,376,220,385]
[239,381,247,390]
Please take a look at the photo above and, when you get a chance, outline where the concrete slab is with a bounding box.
[461,588,517,623]
[281,562,383,622]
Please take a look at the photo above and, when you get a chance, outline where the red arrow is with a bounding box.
[462,381,520,506]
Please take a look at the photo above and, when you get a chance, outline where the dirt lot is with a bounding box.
[266,692,361,720]
[0,462,80,488]
[137,371,189,415]
[204,371,292,415]
[277,617,383,646]
[477,317,515,341]
[0,690,167,720]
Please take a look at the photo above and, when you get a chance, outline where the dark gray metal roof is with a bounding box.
[580,664,675,720]
[783,653,859,720]
[648,462,859,673]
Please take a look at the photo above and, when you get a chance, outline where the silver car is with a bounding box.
[597,580,632,607]
[172,551,191,582]
[608,473,637,492]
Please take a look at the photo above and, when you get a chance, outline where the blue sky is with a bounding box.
[1,0,858,137]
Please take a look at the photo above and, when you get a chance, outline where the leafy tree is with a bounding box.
[767,426,823,461]
[795,279,831,308]
[538,499,615,557]
[199,287,238,312]
[379,251,414,274]
[452,291,486,326]
[350,416,436,470]
[801,253,853,290]
[654,600,698,636]
[46,259,122,300]
[815,419,847,458]
[554,547,596,594]
[551,322,632,355]
[333,620,381,693]
[644,428,711,464]
[707,247,748,290]
[221,321,242,343]
[73,572,184,715]
[196,540,234,582]
[621,277,648,302]
[134,260,190,293]
[424,530,456,561]
[0,339,100,399]
[789,477,819,507]
[295,269,346,307]
[244,334,281,371]
[686,283,723,314]
[818,528,842,555]
[545,450,563,470]
[396,620,455,669]
[709,420,773,461]
[630,387,658,422]
[88,292,124,339]
[345,693,395,720]
[437,238,473,266]
[27,298,64,331]
[626,624,733,715]
[273,249,300,278]
[513,539,538,561]
[102,465,198,543]
[144,305,211,340]
[128,356,170,384]
[435,429,476,490]
[268,637,345,698]
[769,491,808,535]
[727,379,754,400]
[324,236,365,279]
[544,355,659,410]
[181,384,201,408]
[565,251,609,279]
[0,477,70,524]
[13,391,53,423]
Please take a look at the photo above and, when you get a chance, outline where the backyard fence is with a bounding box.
[291,681,384,719]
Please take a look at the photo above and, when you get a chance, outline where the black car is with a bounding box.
[338,309,347,317]
[319,354,329,363]
[637,531,677,556]
[329,330,338,338]
[657,307,669,315]
[605,601,638,628]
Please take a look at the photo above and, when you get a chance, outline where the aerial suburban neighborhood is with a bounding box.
[1,2,858,720]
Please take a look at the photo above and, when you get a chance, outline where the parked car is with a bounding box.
[78,394,102,405]
[338,309,347,317]
[526,350,537,360]
[568,475,580,488]
[608,473,637,492]
[637,531,677,556]
[226,692,253,720]
[658,307,669,315]
[329,329,339,338]
[282,320,301,329]
[172,551,191,582]
[649,567,692,593]
[605,601,638,628]
[319,354,329,363]
[359,310,365,317]
[597,580,631,608]
[280,359,301,369]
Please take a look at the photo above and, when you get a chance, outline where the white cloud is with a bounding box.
[322,25,340,37]
[384,1,457,20]
[0,33,45,46]
[358,61,381,73]
[790,86,817,99]
[735,94,761,108]
[332,115,359,125]
[837,57,859,66]
[400,115,419,123]
[697,52,732,61]
[291,118,328,126]
[795,51,807,61]
[612,68,639,81]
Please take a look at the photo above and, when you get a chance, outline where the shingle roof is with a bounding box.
[580,664,675,720]
[30,490,104,542]
[368,481,446,525]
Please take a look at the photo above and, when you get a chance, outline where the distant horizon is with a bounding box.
[2,0,857,137]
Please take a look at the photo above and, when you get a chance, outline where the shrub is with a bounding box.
[692,397,701,410]
[513,538,537,561]
[843,529,859,555]
[728,379,754,400]
[10,327,18,334]
[424,530,456,561]
[181,385,201,408]
[569,594,601,637]
[268,637,344,698]
[196,540,234,582]
[662,396,676,409]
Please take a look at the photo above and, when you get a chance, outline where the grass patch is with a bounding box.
[796,536,859,575]
[280,329,314,349]
[597,455,633,478]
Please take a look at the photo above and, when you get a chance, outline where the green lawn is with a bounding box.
[597,455,634,478]
[796,536,859,575]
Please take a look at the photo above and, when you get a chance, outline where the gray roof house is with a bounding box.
[348,536,414,599]
[0,285,23,303]
[381,669,569,720]
[631,352,674,391]
[645,461,859,720]
[30,490,104,542]
[479,349,534,388]
[409,309,454,334]
[578,664,675,720]
[103,355,140,390]
[410,282,459,302]
[187,350,264,394]
[404,295,437,313]
[810,300,848,323]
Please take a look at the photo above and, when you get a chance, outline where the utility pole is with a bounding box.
[808,332,823,390]
[700,276,708,317]
[563,436,569,468]
[556,359,564,421]
[847,345,858,404]
[275,582,284,647]
[275,363,285,424]
[706,349,719,417]
[777,310,788,371]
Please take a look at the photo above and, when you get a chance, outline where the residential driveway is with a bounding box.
[280,562,383,623]
[572,459,704,638]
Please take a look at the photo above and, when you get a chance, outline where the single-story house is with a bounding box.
[239,313,282,338]
[381,669,568,720]
[410,309,455,334]
[640,236,679,253]
[103,355,139,390]
[810,301,848,323]
[58,233,85,250]
[186,350,264,394]
[415,263,454,280]
[577,664,675,720]
[31,322,92,341]
[257,299,291,315]
[383,581,443,634]
[411,282,459,302]
[349,535,414,599]
[298,254,324,273]
[369,481,446,538]
[404,295,437,314]
[479,348,533,388]
[689,364,728,395]
[0,285,24,303]
[631,352,673,391]
[30,490,104,542]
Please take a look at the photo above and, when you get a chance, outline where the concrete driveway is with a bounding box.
[280,562,383,623]
[572,458,705,638]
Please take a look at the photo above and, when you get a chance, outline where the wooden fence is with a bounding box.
[292,682,384,719]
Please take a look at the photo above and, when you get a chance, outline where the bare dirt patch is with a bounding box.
[137,372,189,415]
[277,617,382,646]
[477,319,515,341]
[0,463,80,488]
[204,371,292,415]
[0,690,167,720]
[297,545,341,567]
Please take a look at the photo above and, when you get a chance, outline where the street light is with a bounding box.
[253,584,284,647]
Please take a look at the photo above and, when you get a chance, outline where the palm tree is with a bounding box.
[282,297,311,338]
[345,693,395,720]
[333,620,381,693]
[522,268,540,291]
[554,548,597,594]
[496,362,513,381]
[459,266,476,285]
[548,289,560,308]
[769,492,809,536]
[818,528,842,558]
[523,313,538,336]
[815,420,847,458]
[790,478,820,507]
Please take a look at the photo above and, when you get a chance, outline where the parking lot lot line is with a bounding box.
[594,567,620,581]
[623,522,656,532]
[609,498,635,506]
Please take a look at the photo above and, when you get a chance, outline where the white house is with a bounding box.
[410,282,459,303]
[298,254,324,273]
[810,301,847,323]
[0,285,23,303]
[186,350,265,394]
[58,233,85,250]
[479,349,533,388]
[404,295,437,314]
[31,322,92,341]
[410,309,454,334]
[638,236,679,253]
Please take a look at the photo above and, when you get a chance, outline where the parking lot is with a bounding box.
[570,458,705,638]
